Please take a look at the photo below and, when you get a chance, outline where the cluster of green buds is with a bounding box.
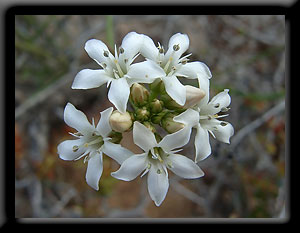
[109,80,206,138]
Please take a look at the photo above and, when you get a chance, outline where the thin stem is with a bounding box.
[105,15,115,50]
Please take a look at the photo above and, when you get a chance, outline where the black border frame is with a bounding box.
[5,2,295,227]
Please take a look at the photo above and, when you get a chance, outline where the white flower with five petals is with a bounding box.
[72,32,163,113]
[111,121,204,206]
[57,103,133,190]
[137,33,212,106]
[174,88,234,163]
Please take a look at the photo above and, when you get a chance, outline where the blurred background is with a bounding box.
[15,15,286,219]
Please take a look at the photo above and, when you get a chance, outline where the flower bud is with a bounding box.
[160,94,181,110]
[130,83,149,106]
[149,79,163,93]
[161,113,185,133]
[183,85,206,109]
[149,99,164,113]
[135,107,150,121]
[161,85,206,110]
[109,110,133,133]
[107,131,122,144]
[142,121,156,133]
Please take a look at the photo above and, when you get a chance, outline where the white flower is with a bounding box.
[57,103,133,190]
[72,32,163,113]
[174,89,234,163]
[111,121,204,206]
[137,33,212,106]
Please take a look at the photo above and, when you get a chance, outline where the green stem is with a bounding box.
[106,15,115,49]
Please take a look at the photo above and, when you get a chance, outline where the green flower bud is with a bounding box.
[142,121,156,133]
[149,99,164,113]
[130,83,149,106]
[109,110,133,133]
[135,107,150,121]
[161,113,185,133]
[107,131,122,144]
[149,79,163,92]
[160,94,181,110]
[151,109,169,124]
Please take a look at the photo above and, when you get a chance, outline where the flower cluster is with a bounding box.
[57,32,234,206]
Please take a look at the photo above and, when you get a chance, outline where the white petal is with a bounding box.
[84,39,114,66]
[197,61,212,79]
[126,60,165,86]
[173,108,199,127]
[119,32,144,62]
[197,74,211,106]
[111,153,148,181]
[164,33,189,63]
[64,103,94,135]
[194,124,211,162]
[147,163,169,206]
[166,154,204,179]
[96,107,113,137]
[163,75,186,106]
[133,121,157,152]
[57,139,86,161]
[72,69,112,90]
[201,89,231,115]
[176,61,211,79]
[85,152,103,190]
[107,78,130,114]
[204,119,234,144]
[158,126,192,152]
[139,34,159,61]
[102,141,133,165]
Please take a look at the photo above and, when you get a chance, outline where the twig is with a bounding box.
[49,188,77,217]
[15,20,106,120]
[170,177,206,209]
[230,100,285,151]
[15,62,94,120]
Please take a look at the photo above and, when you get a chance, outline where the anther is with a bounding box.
[103,51,109,57]
[221,107,230,112]
[74,132,83,137]
[119,47,124,54]
[167,162,173,169]
[72,145,79,152]
[173,44,180,51]
[220,122,228,126]
[181,59,188,65]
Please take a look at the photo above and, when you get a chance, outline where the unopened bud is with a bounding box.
[161,113,185,133]
[161,85,206,110]
[107,131,122,144]
[142,121,156,133]
[109,110,133,133]
[160,94,181,110]
[130,83,149,106]
[149,79,164,93]
[183,85,206,109]
[135,107,150,121]
[149,99,164,113]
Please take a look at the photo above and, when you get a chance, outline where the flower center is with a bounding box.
[72,134,104,152]
[101,48,128,79]
[149,147,167,163]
